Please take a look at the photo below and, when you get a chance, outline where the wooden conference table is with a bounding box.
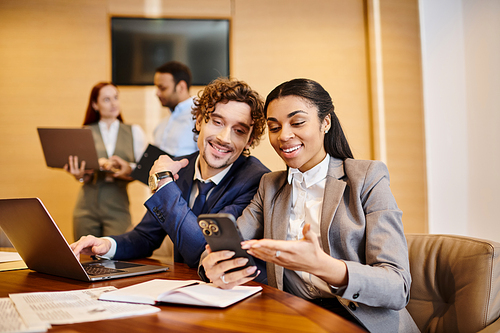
[0,256,366,333]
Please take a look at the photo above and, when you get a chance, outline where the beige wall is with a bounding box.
[0,0,426,244]
[420,0,500,242]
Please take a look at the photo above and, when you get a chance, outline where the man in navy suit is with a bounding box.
[71,78,269,268]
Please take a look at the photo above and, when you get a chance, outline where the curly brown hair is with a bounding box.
[192,78,266,155]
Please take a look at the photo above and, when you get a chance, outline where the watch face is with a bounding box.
[148,174,157,191]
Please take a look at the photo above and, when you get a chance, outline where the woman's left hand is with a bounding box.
[242,224,324,272]
[98,157,112,171]
[242,224,348,287]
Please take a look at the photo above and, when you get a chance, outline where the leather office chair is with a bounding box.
[405,234,500,333]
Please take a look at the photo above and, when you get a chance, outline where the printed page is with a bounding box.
[99,279,201,304]
[9,287,160,326]
[0,297,48,333]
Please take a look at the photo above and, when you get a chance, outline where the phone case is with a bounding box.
[198,213,257,276]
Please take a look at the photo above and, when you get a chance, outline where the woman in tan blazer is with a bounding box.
[201,79,419,332]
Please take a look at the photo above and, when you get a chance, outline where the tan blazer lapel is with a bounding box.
[269,179,291,290]
[320,158,346,254]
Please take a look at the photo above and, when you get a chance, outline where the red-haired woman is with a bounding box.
[64,82,146,240]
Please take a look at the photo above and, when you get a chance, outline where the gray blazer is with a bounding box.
[237,157,419,332]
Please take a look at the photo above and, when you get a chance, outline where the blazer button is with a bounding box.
[353,293,359,299]
[349,302,356,311]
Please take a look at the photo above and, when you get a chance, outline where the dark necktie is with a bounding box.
[191,180,216,216]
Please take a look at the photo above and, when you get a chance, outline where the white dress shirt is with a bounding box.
[189,155,232,207]
[98,120,147,162]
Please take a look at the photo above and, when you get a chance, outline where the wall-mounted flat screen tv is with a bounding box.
[111,17,230,86]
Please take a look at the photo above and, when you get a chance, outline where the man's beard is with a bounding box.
[200,141,234,171]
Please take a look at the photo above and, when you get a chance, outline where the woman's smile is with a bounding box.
[267,96,330,172]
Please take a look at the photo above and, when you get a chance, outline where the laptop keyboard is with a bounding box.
[83,264,125,276]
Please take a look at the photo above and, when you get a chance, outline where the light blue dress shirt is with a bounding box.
[153,96,198,157]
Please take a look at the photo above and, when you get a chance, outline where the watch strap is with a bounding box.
[149,170,174,192]
[156,170,173,180]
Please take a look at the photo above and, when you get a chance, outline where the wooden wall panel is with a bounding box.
[379,0,427,233]
[0,0,110,241]
[107,0,231,17]
[0,0,427,245]
[233,0,372,171]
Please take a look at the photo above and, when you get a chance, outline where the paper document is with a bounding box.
[99,279,262,308]
[0,298,47,333]
[9,287,160,326]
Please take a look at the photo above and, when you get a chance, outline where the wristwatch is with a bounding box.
[148,170,173,192]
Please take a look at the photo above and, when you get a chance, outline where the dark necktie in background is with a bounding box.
[191,180,216,216]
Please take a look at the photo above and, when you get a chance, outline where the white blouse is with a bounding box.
[98,120,147,162]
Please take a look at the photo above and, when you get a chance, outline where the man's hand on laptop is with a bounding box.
[70,235,112,260]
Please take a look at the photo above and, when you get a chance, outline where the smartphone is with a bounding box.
[198,213,257,276]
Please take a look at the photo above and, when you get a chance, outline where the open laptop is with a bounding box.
[130,144,170,185]
[0,198,168,281]
[37,128,100,170]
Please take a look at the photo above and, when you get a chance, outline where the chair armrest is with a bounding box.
[477,316,500,333]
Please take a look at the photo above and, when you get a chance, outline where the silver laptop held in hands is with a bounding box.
[0,198,168,281]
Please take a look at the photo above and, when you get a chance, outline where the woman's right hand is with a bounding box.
[201,244,259,289]
[64,155,91,182]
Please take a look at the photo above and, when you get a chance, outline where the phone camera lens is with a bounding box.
[204,229,211,236]
[210,224,219,233]
[199,220,208,228]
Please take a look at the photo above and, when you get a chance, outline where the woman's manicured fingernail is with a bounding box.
[246,266,257,274]
[237,258,248,265]
[225,251,235,258]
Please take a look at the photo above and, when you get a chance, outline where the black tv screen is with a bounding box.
[111,17,230,86]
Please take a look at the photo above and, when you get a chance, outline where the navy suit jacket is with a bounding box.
[110,152,270,268]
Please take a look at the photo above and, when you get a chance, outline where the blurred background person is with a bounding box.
[153,61,198,157]
[65,82,147,240]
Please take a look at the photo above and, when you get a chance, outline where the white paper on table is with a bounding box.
[0,251,23,263]
[0,297,48,333]
[164,283,262,308]
[99,279,200,305]
[9,287,160,326]
[99,279,262,308]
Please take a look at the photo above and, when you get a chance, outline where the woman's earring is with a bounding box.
[325,129,329,134]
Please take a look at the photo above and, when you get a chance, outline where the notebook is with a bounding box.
[37,127,100,170]
[0,198,168,281]
[130,144,170,185]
